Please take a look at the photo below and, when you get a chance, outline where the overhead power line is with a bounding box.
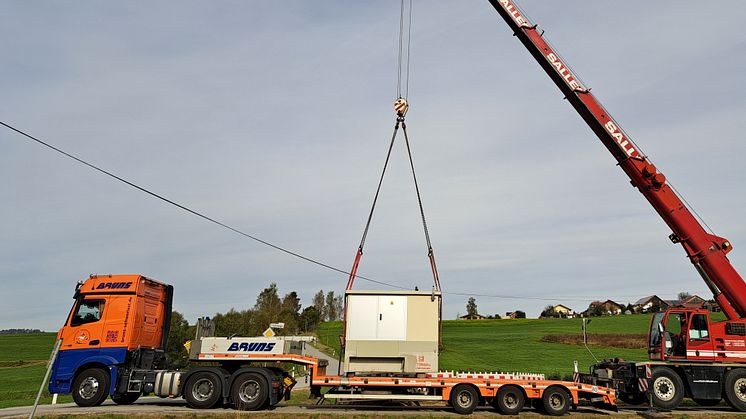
[2,120,636,303]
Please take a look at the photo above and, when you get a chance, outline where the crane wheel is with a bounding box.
[724,368,746,412]
[650,367,684,410]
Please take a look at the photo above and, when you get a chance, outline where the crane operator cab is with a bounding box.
[649,309,715,361]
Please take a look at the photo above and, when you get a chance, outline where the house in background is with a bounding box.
[583,300,624,316]
[506,310,526,319]
[459,313,486,320]
[633,295,669,313]
[541,304,574,318]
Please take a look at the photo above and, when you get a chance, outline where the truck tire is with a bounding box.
[542,386,570,416]
[651,367,684,410]
[450,384,479,414]
[724,368,746,411]
[231,372,268,411]
[492,385,525,414]
[111,392,140,405]
[184,371,222,409]
[71,367,110,407]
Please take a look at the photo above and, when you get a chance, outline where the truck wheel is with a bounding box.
[651,367,684,410]
[724,369,746,411]
[71,367,110,407]
[232,372,268,411]
[542,386,570,416]
[184,371,222,409]
[111,392,140,405]
[450,384,479,414]
[492,385,525,414]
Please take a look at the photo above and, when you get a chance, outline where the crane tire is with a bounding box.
[650,367,684,410]
[724,368,746,412]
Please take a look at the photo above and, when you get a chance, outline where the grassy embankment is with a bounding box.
[0,333,72,408]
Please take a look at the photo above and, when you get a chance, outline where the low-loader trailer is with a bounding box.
[48,274,617,415]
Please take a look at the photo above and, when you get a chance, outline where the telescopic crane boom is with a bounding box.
[487,0,746,321]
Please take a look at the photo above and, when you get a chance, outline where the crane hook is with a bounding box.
[394,97,409,118]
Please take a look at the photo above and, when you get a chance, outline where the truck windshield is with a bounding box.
[649,312,664,347]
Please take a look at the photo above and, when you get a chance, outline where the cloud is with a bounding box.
[1,1,745,330]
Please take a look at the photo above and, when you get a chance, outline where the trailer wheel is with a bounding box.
[184,371,222,409]
[450,384,479,414]
[232,372,268,411]
[71,367,110,407]
[111,392,140,405]
[724,369,746,411]
[492,385,525,414]
[542,386,570,416]
[650,367,684,410]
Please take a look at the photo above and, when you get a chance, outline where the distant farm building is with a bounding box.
[506,310,526,319]
[541,304,574,318]
[459,313,486,320]
[633,295,669,313]
[583,300,624,316]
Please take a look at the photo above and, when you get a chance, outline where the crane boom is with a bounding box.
[487,0,746,320]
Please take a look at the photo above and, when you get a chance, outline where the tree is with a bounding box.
[326,291,341,321]
[280,291,302,333]
[165,310,194,369]
[313,290,326,322]
[541,304,556,318]
[466,297,478,317]
[678,292,691,302]
[254,283,282,329]
[625,303,635,314]
[299,305,321,332]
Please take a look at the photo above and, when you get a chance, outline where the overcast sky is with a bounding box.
[2,1,745,331]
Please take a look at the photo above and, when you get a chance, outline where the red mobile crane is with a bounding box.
[488,0,746,410]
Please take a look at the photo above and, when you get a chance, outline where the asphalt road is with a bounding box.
[2,398,744,418]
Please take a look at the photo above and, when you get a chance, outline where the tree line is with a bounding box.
[166,283,342,368]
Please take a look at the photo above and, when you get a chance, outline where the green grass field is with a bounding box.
[319,314,659,377]
[0,333,73,408]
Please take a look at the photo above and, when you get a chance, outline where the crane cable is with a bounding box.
[396,0,413,100]
[346,0,441,292]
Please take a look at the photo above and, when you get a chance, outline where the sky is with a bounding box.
[2,1,746,331]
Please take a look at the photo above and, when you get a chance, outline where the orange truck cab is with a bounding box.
[49,274,173,406]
